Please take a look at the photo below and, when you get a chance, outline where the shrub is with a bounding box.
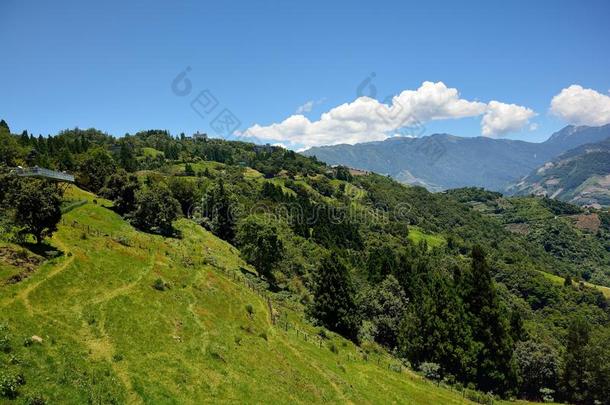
[0,335,11,353]
[0,372,20,399]
[419,362,441,382]
[245,304,254,318]
[329,342,339,354]
[8,354,20,365]
[259,331,268,341]
[234,336,242,346]
[540,387,555,403]
[152,278,168,291]
[23,337,33,347]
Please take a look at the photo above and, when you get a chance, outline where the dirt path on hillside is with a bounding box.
[0,236,75,315]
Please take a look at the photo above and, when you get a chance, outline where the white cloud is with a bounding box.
[238,81,534,148]
[481,101,536,137]
[550,85,610,126]
[296,100,315,114]
[295,98,326,114]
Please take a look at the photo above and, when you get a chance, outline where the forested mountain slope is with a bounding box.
[507,137,610,207]
[1,122,610,403]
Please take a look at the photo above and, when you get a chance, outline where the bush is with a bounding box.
[245,304,254,318]
[419,362,441,382]
[540,387,555,403]
[259,331,268,341]
[152,278,169,291]
[329,342,339,354]
[0,372,20,399]
[0,334,11,353]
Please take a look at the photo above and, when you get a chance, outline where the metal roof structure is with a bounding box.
[14,166,75,183]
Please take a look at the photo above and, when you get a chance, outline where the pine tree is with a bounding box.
[561,317,590,403]
[461,245,517,395]
[202,179,236,242]
[0,119,9,133]
[119,143,137,172]
[399,268,475,382]
[308,254,360,341]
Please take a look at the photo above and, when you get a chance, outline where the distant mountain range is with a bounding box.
[507,137,610,207]
[303,124,610,192]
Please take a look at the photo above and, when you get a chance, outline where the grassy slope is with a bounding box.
[538,270,610,299]
[407,227,446,249]
[1,186,540,404]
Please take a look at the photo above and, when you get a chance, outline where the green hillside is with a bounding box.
[1,186,510,404]
[447,188,610,288]
[2,126,610,404]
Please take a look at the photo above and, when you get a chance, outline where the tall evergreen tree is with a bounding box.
[119,143,138,172]
[461,246,517,395]
[399,268,475,381]
[561,317,591,403]
[308,254,360,341]
[0,119,9,132]
[202,179,237,242]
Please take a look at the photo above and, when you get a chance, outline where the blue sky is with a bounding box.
[1,0,610,149]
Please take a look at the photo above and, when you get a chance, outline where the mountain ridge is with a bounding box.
[303,124,610,192]
[508,137,610,206]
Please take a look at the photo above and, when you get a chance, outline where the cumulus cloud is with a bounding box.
[481,101,536,137]
[238,81,534,149]
[550,85,610,126]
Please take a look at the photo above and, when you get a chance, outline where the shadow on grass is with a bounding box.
[21,241,64,259]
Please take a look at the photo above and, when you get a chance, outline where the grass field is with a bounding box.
[407,227,446,250]
[0,186,545,404]
[538,270,610,299]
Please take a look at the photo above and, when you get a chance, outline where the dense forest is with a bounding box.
[2,120,610,403]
